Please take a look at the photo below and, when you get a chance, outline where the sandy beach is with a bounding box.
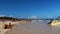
[0,20,30,34]
[0,20,59,34]
[4,20,60,34]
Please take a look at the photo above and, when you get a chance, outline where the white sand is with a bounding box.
[0,29,10,34]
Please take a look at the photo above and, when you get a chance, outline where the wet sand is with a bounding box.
[5,21,60,34]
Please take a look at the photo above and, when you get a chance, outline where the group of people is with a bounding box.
[3,23,13,29]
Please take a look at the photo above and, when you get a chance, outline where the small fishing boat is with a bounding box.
[48,17,60,26]
[51,20,60,26]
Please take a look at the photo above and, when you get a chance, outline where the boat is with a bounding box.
[48,17,60,26]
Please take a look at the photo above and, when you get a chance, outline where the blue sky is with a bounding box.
[0,0,60,18]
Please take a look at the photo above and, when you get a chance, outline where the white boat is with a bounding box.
[51,20,60,26]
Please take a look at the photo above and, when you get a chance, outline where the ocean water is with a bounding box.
[5,20,60,34]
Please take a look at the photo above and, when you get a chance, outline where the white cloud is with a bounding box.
[48,16,53,18]
[9,15,13,17]
[31,16,37,19]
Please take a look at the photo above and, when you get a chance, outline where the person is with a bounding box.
[4,24,9,29]
[9,23,12,28]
